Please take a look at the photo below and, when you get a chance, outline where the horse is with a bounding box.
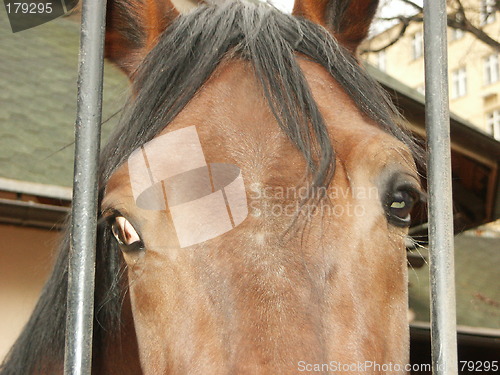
[1,0,424,373]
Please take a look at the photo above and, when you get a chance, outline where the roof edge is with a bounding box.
[0,177,72,201]
[366,63,500,161]
[366,63,495,139]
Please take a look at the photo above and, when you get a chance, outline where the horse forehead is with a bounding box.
[158,58,396,168]
[295,58,406,151]
[102,58,409,270]
[106,58,404,195]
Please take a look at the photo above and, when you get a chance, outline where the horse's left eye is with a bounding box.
[110,216,144,252]
[386,188,420,227]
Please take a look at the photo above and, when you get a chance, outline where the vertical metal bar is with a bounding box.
[64,0,107,374]
[423,0,458,374]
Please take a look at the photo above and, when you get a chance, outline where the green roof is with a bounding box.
[409,233,500,330]
[0,8,128,187]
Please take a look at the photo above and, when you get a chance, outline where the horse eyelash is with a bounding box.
[98,209,122,227]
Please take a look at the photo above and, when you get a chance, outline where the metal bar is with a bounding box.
[423,1,459,374]
[64,0,107,374]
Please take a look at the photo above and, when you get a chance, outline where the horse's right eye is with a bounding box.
[111,216,144,252]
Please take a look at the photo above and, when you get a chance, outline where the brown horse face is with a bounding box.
[102,1,422,374]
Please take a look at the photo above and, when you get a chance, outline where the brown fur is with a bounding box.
[102,57,417,373]
[102,1,417,373]
[105,0,184,76]
[293,0,379,53]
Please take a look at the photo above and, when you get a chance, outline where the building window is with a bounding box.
[451,28,465,41]
[412,31,423,59]
[486,110,500,140]
[451,68,467,99]
[484,54,499,84]
[481,0,497,25]
[376,50,386,71]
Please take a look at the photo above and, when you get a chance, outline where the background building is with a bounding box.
[363,0,500,139]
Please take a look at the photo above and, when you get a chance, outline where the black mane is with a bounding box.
[0,2,420,374]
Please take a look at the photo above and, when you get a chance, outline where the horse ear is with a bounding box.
[293,0,379,53]
[105,0,203,77]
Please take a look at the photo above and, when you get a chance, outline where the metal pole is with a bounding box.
[64,0,107,374]
[423,1,458,374]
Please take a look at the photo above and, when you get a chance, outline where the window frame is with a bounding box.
[480,0,497,25]
[486,109,500,140]
[451,67,467,99]
[411,31,424,60]
[376,50,387,71]
[451,27,465,41]
[484,53,499,85]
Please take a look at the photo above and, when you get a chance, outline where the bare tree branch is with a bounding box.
[450,0,500,51]
[399,0,422,12]
[362,0,500,54]
[453,15,500,51]
[361,19,410,53]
